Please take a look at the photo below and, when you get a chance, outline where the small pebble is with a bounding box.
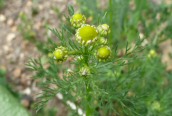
[21,99,30,108]
[7,19,14,26]
[6,33,16,42]
[13,68,22,78]
[22,87,31,95]
[11,26,17,32]
[0,14,6,22]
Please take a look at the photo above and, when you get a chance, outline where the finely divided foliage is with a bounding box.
[27,2,172,116]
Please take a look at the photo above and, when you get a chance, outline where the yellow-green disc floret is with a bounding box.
[97,46,111,61]
[76,25,98,46]
[70,13,86,28]
[53,46,68,62]
[97,24,110,36]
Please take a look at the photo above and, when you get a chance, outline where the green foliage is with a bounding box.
[0,0,5,10]
[0,85,29,116]
[26,0,172,116]
[0,68,7,87]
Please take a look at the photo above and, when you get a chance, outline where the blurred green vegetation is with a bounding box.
[0,0,5,10]
[0,85,29,116]
[0,69,30,116]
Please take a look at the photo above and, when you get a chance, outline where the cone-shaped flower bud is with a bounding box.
[53,46,68,62]
[148,49,157,58]
[97,46,111,61]
[70,13,86,28]
[97,24,110,36]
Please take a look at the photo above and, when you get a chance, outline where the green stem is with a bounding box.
[85,80,93,116]
[68,51,82,55]
[84,46,89,66]
[83,46,93,115]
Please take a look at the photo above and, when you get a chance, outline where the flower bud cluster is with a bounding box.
[50,13,112,77]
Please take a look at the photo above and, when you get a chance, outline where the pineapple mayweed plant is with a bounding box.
[27,6,171,116]
[27,10,144,115]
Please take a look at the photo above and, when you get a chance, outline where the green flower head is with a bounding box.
[76,24,98,46]
[70,13,86,28]
[53,46,68,62]
[147,49,157,58]
[151,101,161,111]
[97,24,110,36]
[97,46,111,61]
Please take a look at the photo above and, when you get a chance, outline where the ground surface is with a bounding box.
[0,0,77,115]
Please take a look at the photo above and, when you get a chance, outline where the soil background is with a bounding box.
[0,0,78,115]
